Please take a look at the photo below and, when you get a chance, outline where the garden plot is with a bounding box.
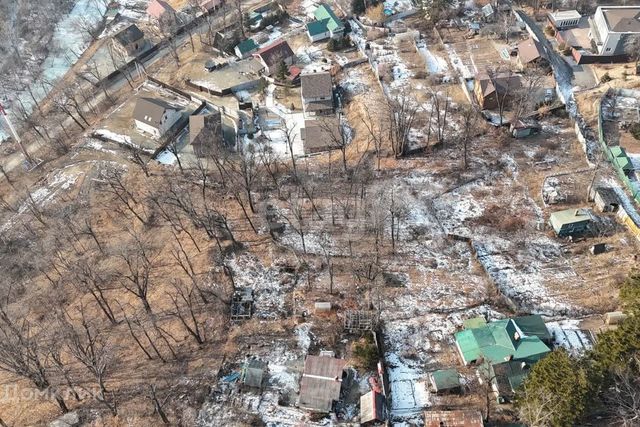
[443,37,512,80]
[429,170,586,316]
[95,81,198,153]
[226,253,300,319]
[416,40,449,76]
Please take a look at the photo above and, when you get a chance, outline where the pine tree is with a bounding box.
[276,60,288,81]
[516,350,590,427]
[619,271,640,314]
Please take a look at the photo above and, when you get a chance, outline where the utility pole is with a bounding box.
[0,102,32,165]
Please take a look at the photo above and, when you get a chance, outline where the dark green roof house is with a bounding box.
[455,316,551,366]
[455,316,551,402]
[549,208,592,237]
[235,38,259,58]
[306,3,344,42]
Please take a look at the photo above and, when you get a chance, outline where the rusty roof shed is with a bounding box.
[424,410,484,427]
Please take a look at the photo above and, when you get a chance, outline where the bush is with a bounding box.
[619,271,640,313]
[557,42,572,55]
[352,0,366,15]
[352,337,378,370]
[600,72,613,83]
[327,36,352,52]
[629,122,640,140]
[544,25,556,37]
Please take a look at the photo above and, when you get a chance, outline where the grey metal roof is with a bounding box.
[115,24,144,46]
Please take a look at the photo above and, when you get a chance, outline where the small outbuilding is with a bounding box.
[424,410,484,427]
[113,24,146,57]
[360,390,386,424]
[428,368,461,393]
[241,359,267,389]
[510,119,541,138]
[146,0,176,21]
[549,208,592,237]
[605,311,627,325]
[590,186,620,212]
[517,37,547,69]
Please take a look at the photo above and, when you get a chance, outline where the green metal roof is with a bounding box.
[610,146,627,158]
[616,155,633,171]
[307,20,329,36]
[463,317,487,329]
[430,368,460,391]
[513,315,552,342]
[314,3,342,32]
[549,208,591,227]
[455,318,551,365]
[236,38,258,54]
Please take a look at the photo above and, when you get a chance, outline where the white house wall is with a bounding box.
[135,119,161,138]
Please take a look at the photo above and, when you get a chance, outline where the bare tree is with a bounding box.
[517,383,564,427]
[318,114,353,173]
[73,15,101,42]
[107,42,135,88]
[387,89,420,157]
[167,280,206,344]
[0,302,69,412]
[71,260,118,325]
[429,88,450,147]
[360,103,386,170]
[117,238,156,314]
[511,68,544,125]
[159,14,182,66]
[459,105,479,170]
[279,188,308,253]
[233,0,246,37]
[486,67,518,126]
[61,306,117,415]
[604,358,640,427]
[149,384,171,424]
[102,170,148,225]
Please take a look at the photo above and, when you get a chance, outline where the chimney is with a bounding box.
[575,209,580,216]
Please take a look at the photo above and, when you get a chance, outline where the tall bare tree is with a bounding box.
[0,301,69,412]
[61,307,117,415]
[387,89,420,157]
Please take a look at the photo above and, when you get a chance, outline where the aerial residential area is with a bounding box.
[1,0,640,425]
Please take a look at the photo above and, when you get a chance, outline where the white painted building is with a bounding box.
[548,10,581,29]
[133,97,182,139]
[589,6,640,55]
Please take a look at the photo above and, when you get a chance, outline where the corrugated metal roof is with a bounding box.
[298,355,346,412]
